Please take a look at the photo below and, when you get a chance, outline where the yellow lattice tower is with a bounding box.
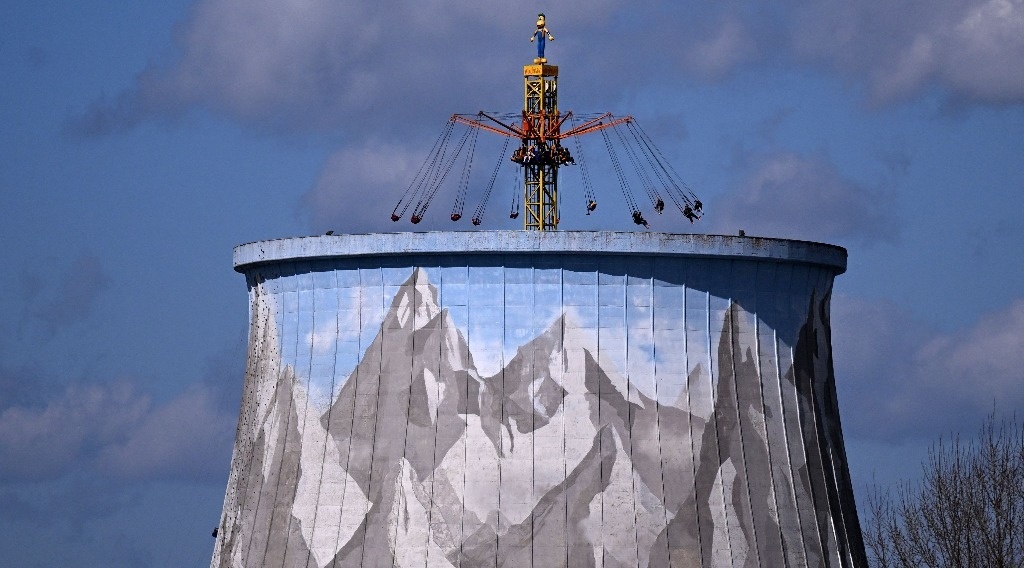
[522,63,560,230]
[437,14,640,230]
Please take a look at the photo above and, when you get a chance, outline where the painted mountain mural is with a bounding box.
[212,266,865,567]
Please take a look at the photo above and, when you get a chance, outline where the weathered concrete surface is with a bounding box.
[213,232,863,567]
[233,231,847,275]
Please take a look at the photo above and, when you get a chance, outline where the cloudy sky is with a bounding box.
[2,0,1022,565]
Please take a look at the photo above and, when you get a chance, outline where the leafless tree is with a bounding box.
[865,414,1024,568]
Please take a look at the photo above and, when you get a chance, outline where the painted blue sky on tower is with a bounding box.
[1,1,1023,566]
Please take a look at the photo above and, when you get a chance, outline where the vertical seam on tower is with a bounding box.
[357,267,387,568]
[774,324,802,566]
[394,267,423,562]
[494,264,506,568]
[726,294,749,567]
[325,277,345,567]
[774,267,807,566]
[282,269,319,567]
[727,294,762,568]
[706,288,735,566]
[329,268,363,568]
[625,269,641,568]
[595,264,604,567]
[751,285,788,566]
[801,324,833,565]
[425,265,444,567]
[306,270,338,568]
[812,275,844,566]
[528,264,535,568]
[458,268,469,565]
[791,268,827,561]
[234,282,269,566]
[804,280,832,563]
[561,266,569,568]
[258,265,302,567]
[243,279,283,565]
[724,278,765,564]
[242,290,269,565]
[681,280,703,562]
[651,267,673,566]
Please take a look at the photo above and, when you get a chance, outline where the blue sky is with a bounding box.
[2,1,1023,565]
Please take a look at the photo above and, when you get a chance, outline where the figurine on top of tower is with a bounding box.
[530,13,554,63]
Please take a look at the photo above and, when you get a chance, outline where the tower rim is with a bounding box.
[233,231,847,275]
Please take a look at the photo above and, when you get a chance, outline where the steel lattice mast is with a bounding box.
[522,63,560,230]
[395,14,703,230]
[452,15,632,231]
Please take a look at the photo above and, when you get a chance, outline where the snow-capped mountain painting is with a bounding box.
[212,260,864,567]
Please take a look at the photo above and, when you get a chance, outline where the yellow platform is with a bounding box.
[523,64,558,77]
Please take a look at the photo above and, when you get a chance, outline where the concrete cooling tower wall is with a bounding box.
[212,231,865,568]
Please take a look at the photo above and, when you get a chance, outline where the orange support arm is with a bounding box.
[451,111,633,141]
[451,113,525,138]
[557,113,634,139]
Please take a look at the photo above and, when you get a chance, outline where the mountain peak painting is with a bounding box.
[215,239,864,567]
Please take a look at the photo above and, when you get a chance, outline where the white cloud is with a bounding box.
[303,142,424,232]
[832,295,1024,442]
[72,1,570,136]
[95,386,235,481]
[681,16,761,78]
[160,0,369,122]
[915,299,1024,404]
[68,0,1023,140]
[946,0,1024,102]
[708,151,898,244]
[0,382,233,482]
[791,0,1024,105]
[0,383,148,480]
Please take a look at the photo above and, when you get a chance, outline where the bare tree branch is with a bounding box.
[866,413,1024,568]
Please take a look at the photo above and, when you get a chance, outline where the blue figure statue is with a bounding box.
[530,13,554,63]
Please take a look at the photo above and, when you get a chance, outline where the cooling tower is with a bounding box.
[212,231,865,567]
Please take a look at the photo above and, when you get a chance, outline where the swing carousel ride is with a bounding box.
[391,14,703,231]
